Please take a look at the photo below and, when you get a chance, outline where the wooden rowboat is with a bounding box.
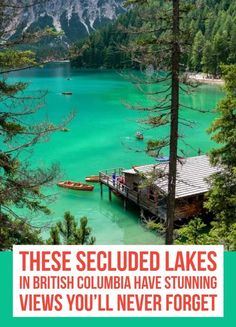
[57,181,94,191]
[85,175,100,183]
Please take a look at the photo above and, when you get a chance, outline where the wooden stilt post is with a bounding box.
[100,183,103,197]
[109,188,112,201]
[124,189,129,210]
[124,197,127,210]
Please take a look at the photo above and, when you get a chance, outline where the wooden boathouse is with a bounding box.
[99,155,219,221]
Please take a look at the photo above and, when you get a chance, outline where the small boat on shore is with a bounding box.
[85,176,100,183]
[62,92,73,95]
[57,181,94,191]
[136,131,144,140]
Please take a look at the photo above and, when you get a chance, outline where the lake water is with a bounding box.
[10,63,224,244]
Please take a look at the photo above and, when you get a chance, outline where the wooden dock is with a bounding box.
[99,168,159,217]
[99,156,219,221]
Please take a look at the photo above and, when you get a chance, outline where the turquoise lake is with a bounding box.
[10,63,224,244]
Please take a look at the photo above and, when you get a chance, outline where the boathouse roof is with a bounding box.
[123,155,219,199]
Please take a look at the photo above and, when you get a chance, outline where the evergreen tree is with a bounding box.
[74,217,96,245]
[71,0,236,74]
[175,218,208,245]
[205,65,236,250]
[0,214,43,251]
[229,25,236,64]
[213,32,229,74]
[0,0,72,249]
[47,226,61,245]
[202,40,217,76]
[121,0,196,244]
[190,31,205,71]
[207,221,236,251]
[47,212,95,245]
[174,64,236,249]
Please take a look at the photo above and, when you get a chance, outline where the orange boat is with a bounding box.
[57,181,94,191]
[85,175,100,183]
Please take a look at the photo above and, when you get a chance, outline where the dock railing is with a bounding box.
[99,167,124,177]
[99,168,129,196]
[99,168,158,215]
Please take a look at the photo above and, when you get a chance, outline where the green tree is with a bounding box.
[202,40,217,76]
[0,1,72,250]
[212,32,229,73]
[0,214,43,251]
[175,218,236,250]
[207,221,236,251]
[190,31,205,71]
[205,64,236,250]
[47,226,61,245]
[56,211,77,244]
[175,218,209,245]
[229,25,236,64]
[173,65,236,249]
[74,217,96,245]
[47,212,95,245]
[123,0,201,245]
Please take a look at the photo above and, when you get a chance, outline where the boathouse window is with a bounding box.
[148,188,156,202]
[133,182,139,192]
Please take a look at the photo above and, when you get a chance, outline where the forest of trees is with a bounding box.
[71,0,236,76]
[0,1,95,250]
[176,65,236,249]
